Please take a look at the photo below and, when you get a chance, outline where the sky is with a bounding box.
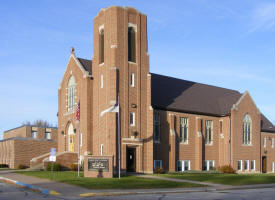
[1,0,275,139]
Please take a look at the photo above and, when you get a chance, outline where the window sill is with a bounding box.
[180,142,189,145]
[242,144,252,147]
[128,61,137,65]
[205,143,213,146]
[64,110,75,116]
[99,62,104,67]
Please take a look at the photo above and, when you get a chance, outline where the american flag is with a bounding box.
[76,100,80,121]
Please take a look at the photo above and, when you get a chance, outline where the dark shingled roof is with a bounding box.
[151,73,242,116]
[151,73,275,133]
[77,58,92,75]
[261,114,275,133]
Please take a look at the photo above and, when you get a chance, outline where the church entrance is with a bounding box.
[126,147,136,172]
[69,135,74,152]
[262,156,267,173]
[67,123,75,152]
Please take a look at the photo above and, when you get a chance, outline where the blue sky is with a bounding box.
[1,0,275,139]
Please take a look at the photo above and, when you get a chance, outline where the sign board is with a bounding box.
[88,158,109,172]
[49,148,56,162]
[49,155,56,162]
[50,148,56,156]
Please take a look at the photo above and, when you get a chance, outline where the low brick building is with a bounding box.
[57,6,275,174]
[0,125,57,168]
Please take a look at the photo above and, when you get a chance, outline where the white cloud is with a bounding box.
[249,3,275,32]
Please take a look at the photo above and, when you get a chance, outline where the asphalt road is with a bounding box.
[2,181,275,200]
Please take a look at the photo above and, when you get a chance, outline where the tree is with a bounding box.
[22,119,53,128]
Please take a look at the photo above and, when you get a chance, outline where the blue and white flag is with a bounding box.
[100,102,119,117]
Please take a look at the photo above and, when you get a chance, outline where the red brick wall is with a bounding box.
[91,6,151,174]
[3,126,29,139]
[261,132,275,172]
[231,92,261,173]
[58,55,93,156]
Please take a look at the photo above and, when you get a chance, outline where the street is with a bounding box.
[2,181,275,200]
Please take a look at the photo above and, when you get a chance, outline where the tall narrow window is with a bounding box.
[45,132,51,140]
[203,160,215,171]
[243,114,252,145]
[205,120,213,144]
[100,144,103,155]
[128,27,136,62]
[264,137,266,148]
[244,160,249,171]
[180,117,188,143]
[272,138,274,148]
[154,112,161,143]
[99,29,104,64]
[220,121,223,133]
[67,76,76,111]
[130,112,135,126]
[100,74,103,88]
[31,131,37,139]
[238,160,242,171]
[251,160,255,171]
[177,160,190,171]
[130,73,135,87]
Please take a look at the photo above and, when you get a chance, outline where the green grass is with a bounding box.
[157,173,275,186]
[16,171,202,189]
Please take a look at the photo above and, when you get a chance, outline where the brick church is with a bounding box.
[58,6,275,174]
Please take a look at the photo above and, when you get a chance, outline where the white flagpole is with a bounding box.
[78,120,80,177]
[117,95,121,179]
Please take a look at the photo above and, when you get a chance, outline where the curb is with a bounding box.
[79,188,216,197]
[0,176,60,196]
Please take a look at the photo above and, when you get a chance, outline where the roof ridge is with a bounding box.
[150,72,241,94]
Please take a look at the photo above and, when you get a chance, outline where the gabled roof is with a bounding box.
[77,58,92,75]
[261,114,275,133]
[151,73,241,116]
[151,73,275,133]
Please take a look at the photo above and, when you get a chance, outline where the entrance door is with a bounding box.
[262,156,267,173]
[126,147,136,172]
[69,135,74,152]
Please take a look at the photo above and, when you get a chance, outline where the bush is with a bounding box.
[218,165,236,174]
[155,167,165,174]
[69,163,78,171]
[46,163,61,171]
[209,166,216,171]
[17,164,27,169]
[0,164,9,168]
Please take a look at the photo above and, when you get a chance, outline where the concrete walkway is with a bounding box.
[139,174,228,188]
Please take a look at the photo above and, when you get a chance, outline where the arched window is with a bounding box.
[99,29,104,64]
[243,114,252,145]
[68,123,74,135]
[128,27,136,62]
[67,76,75,111]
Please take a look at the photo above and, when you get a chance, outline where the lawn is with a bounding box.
[16,171,202,189]
[157,173,275,186]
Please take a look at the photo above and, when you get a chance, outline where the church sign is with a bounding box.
[88,158,109,172]
[84,155,113,178]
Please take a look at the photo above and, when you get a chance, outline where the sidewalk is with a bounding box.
[2,170,275,197]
